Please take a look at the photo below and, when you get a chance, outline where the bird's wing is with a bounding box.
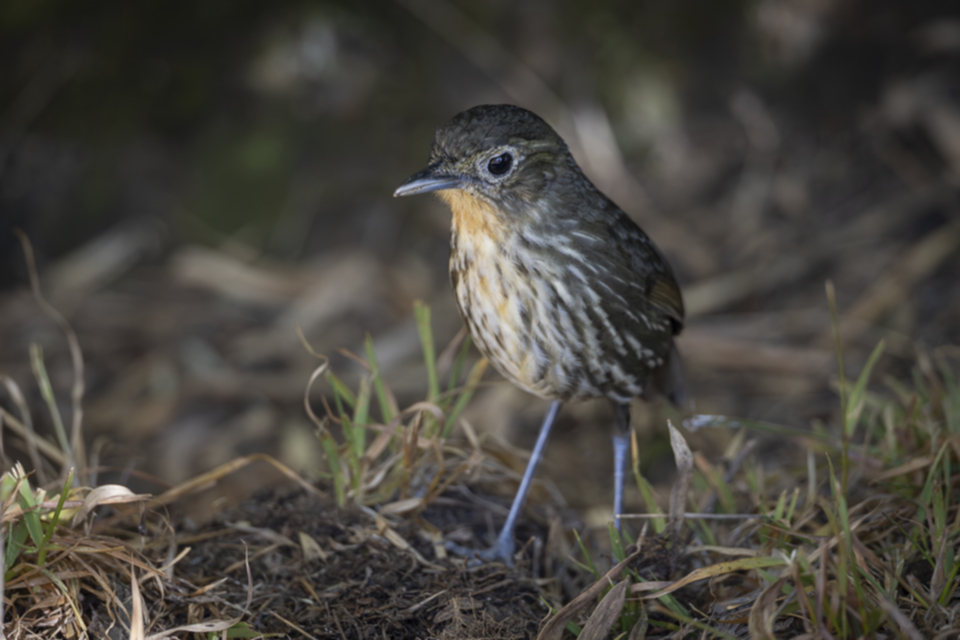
[605,209,684,332]
[644,269,684,332]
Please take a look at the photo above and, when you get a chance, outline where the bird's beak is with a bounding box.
[393,164,463,197]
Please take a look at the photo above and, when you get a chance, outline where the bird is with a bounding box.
[393,104,685,564]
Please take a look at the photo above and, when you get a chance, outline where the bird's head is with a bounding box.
[394,105,578,216]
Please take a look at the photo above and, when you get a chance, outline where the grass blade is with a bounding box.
[37,468,74,568]
[414,301,440,401]
[327,372,356,410]
[844,340,885,437]
[441,359,487,438]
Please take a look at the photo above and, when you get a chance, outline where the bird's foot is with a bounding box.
[444,532,516,567]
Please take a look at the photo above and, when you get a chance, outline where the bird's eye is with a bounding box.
[486,153,513,176]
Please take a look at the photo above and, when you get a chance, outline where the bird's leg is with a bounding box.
[446,400,562,566]
[612,402,631,535]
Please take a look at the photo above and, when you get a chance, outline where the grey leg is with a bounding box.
[447,400,562,565]
[612,402,631,534]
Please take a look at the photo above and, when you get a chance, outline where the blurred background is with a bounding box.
[1,0,959,518]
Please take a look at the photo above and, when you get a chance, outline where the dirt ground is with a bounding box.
[160,488,549,639]
[94,480,719,638]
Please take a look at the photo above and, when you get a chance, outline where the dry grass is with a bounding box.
[3,253,958,638]
[0,240,525,637]
[554,341,960,639]
[1,236,259,638]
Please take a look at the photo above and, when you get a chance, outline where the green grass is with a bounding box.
[304,300,487,509]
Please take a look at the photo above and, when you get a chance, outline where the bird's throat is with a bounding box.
[439,190,506,242]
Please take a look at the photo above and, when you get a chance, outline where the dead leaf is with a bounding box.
[579,579,628,640]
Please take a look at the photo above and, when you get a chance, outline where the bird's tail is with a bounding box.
[646,343,689,411]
